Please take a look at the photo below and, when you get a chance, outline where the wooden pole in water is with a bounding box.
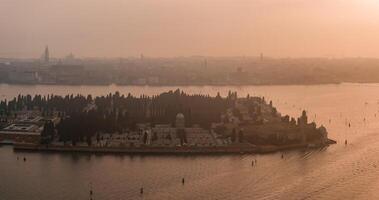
[89,182,93,200]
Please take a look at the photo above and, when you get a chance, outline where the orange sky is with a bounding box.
[1,0,379,58]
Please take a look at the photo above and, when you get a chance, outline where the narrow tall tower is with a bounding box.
[140,53,144,61]
[44,46,50,63]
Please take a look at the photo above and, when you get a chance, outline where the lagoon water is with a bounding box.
[2,83,379,199]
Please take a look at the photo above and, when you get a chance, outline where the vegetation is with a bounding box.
[0,90,236,144]
[0,90,328,146]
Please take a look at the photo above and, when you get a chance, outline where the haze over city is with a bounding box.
[4,1,379,200]
[2,0,379,58]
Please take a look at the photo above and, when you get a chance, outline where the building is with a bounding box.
[0,123,42,144]
[8,70,40,84]
[50,65,85,84]
[149,114,218,147]
[0,111,59,144]
[44,46,50,63]
[175,113,185,128]
[185,127,215,146]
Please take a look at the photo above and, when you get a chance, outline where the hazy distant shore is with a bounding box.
[4,57,379,87]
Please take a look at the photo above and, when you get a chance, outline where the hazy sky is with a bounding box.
[1,0,379,58]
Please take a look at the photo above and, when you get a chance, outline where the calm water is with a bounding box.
[2,83,379,199]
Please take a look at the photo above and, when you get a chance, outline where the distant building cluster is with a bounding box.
[5,47,379,86]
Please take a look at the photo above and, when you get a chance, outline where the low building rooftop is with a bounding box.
[0,123,42,135]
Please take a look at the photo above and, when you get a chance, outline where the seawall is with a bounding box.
[12,141,335,155]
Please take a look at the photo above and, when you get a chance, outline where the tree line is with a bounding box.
[1,90,240,144]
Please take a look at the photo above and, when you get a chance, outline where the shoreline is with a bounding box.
[12,140,336,155]
[0,82,343,87]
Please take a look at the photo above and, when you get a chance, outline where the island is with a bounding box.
[0,90,336,154]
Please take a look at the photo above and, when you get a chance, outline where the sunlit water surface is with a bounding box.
[1,83,379,199]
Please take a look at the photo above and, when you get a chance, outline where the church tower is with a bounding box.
[44,46,50,63]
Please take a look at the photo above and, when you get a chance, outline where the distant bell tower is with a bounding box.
[44,46,50,63]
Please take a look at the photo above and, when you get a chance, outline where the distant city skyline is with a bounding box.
[2,0,379,58]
